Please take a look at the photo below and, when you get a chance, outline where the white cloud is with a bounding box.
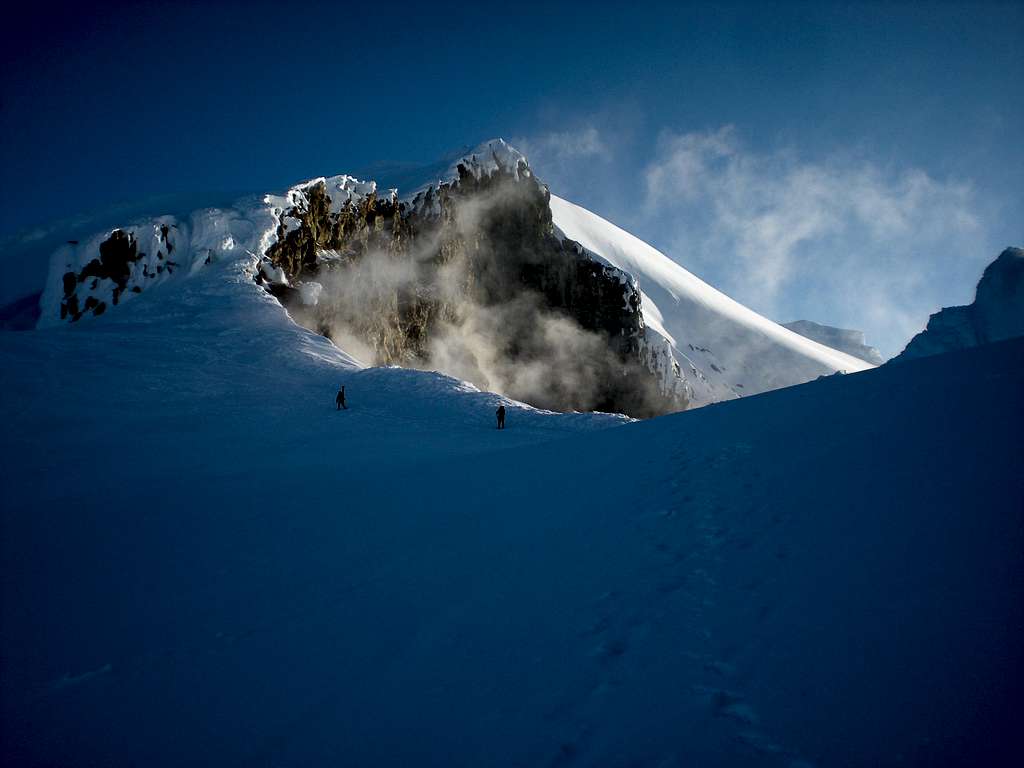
[513,121,996,358]
[641,127,985,357]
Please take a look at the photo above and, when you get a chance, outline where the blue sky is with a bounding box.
[1,0,1021,356]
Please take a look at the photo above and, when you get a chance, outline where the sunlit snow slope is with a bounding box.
[1,251,1021,767]
[550,195,874,404]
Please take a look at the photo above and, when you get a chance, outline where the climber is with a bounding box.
[496,404,506,430]
[336,385,347,410]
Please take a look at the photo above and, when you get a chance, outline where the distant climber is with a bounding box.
[496,404,506,430]
[336,385,347,410]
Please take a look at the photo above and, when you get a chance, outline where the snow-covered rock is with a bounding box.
[895,246,1024,361]
[38,198,277,328]
[782,320,884,364]
[403,138,534,216]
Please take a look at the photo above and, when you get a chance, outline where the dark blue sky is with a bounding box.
[2,0,1021,353]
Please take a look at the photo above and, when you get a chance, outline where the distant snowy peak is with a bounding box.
[782,320,884,365]
[895,247,1024,362]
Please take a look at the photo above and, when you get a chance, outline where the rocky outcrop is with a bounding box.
[265,177,409,281]
[895,247,1024,362]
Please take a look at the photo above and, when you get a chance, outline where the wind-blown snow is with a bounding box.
[2,245,1021,765]
[549,195,875,404]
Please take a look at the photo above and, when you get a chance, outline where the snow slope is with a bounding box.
[2,248,1021,766]
[550,195,875,405]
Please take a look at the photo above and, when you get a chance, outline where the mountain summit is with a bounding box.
[37,139,873,415]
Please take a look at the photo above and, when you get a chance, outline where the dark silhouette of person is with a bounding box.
[496,404,506,429]
[336,385,347,410]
